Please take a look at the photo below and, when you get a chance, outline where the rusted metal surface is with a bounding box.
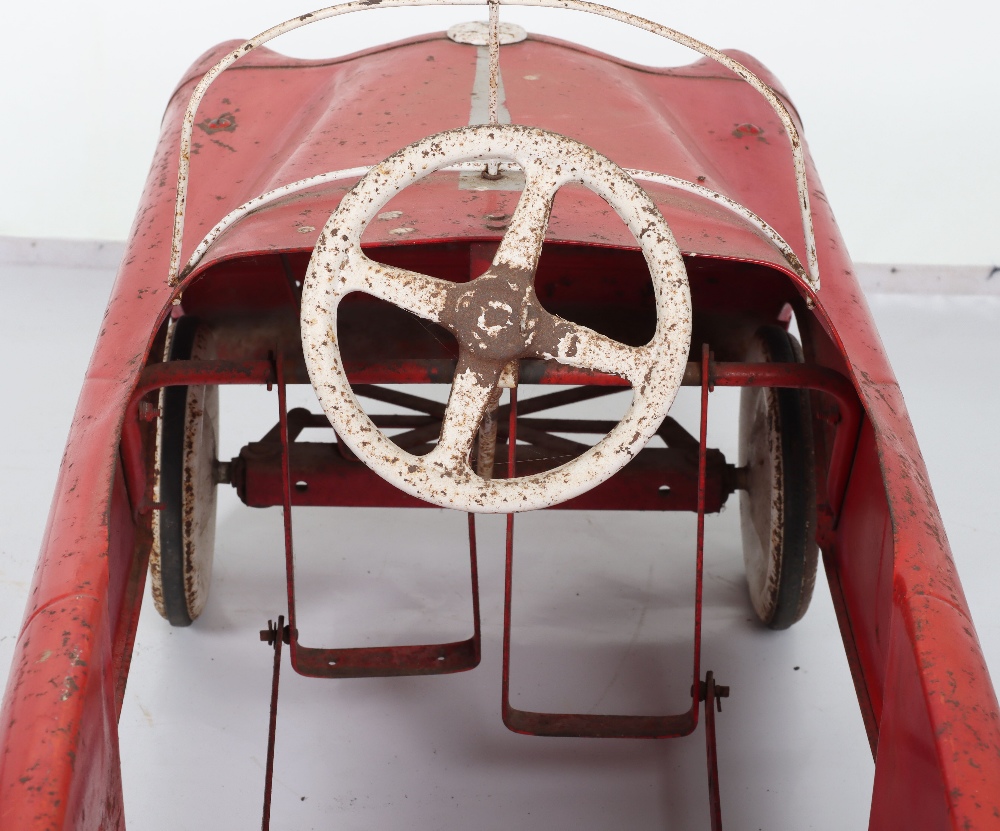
[123,356,859,525]
[259,616,286,831]
[738,327,819,629]
[499,345,714,740]
[702,671,730,831]
[133,359,276,395]
[149,320,219,624]
[485,1,503,177]
[706,361,859,521]
[627,168,809,282]
[181,161,809,285]
[474,386,504,478]
[230,407,734,513]
[693,343,711,710]
[169,11,813,284]
[302,124,692,512]
[274,355,484,679]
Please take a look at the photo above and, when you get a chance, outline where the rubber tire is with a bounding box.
[151,317,219,626]
[738,325,818,630]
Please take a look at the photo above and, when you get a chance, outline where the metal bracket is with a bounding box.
[260,614,285,831]
[499,345,716,739]
[272,352,482,679]
[701,670,729,830]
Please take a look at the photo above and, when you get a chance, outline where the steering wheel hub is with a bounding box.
[452,274,534,360]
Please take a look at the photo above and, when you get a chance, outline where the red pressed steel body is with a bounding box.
[1,12,998,831]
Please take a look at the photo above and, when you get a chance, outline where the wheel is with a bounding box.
[738,325,818,629]
[151,317,219,626]
[301,124,692,513]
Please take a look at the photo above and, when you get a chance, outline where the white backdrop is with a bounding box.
[2,0,997,265]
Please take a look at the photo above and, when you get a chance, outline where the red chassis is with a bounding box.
[1,3,998,829]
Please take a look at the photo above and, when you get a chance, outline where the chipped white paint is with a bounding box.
[167,0,819,294]
[459,8,518,189]
[179,338,219,621]
[487,1,501,127]
[446,20,527,45]
[628,168,809,282]
[149,324,175,619]
[300,125,692,513]
[180,165,370,275]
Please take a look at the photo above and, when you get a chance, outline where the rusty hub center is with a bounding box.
[450,267,540,362]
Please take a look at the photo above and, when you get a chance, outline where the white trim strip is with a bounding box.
[469,44,511,126]
[176,162,805,278]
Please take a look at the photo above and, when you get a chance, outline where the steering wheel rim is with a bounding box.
[301,124,692,513]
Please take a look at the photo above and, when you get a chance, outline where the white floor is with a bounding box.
[1,255,998,830]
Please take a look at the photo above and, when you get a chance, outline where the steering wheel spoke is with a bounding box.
[532,316,649,384]
[350,252,455,326]
[428,357,505,468]
[491,168,561,276]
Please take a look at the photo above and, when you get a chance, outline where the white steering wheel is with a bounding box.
[301,125,691,513]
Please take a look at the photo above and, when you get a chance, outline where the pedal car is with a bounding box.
[2,1,998,828]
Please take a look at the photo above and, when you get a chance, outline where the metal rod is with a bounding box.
[704,671,725,831]
[276,355,299,647]
[476,387,504,478]
[467,514,482,666]
[132,358,855,399]
[691,344,711,715]
[501,385,518,721]
[483,0,502,178]
[488,0,500,125]
[268,353,484,678]
[498,370,709,736]
[261,615,285,831]
[353,383,447,416]
[124,357,859,532]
